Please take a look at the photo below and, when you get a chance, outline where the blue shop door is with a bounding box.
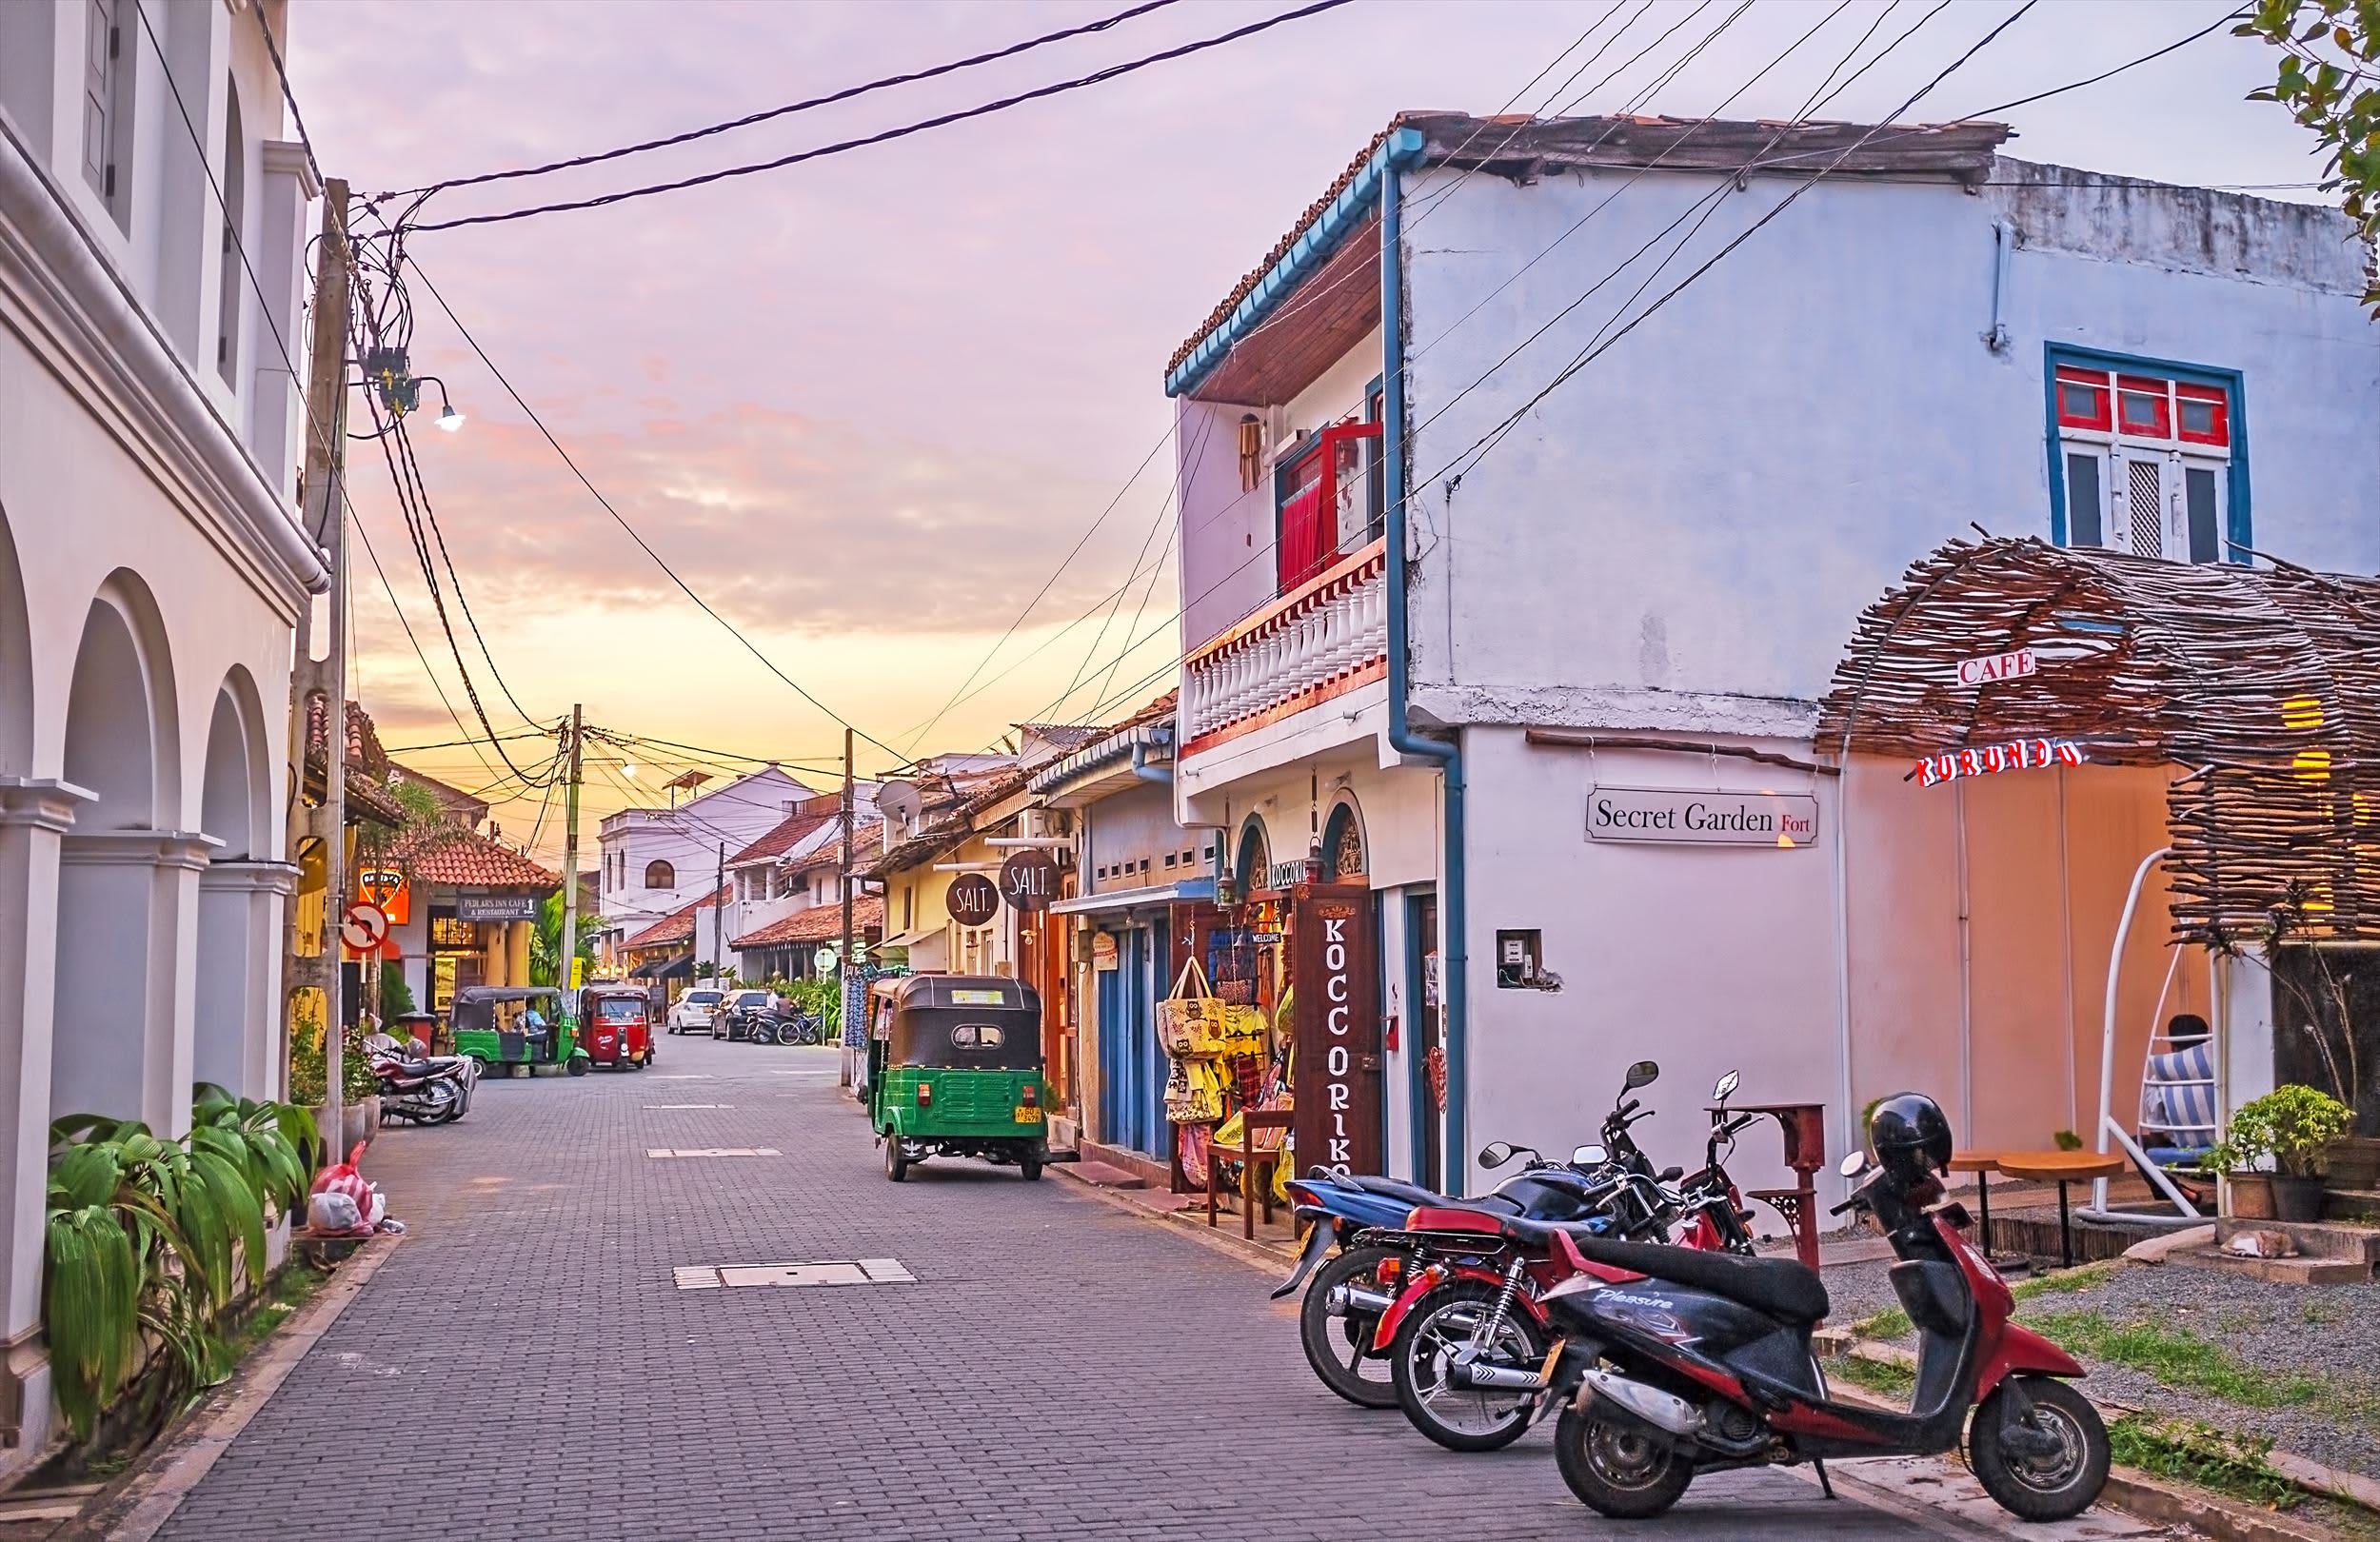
[1096,925,1165,1157]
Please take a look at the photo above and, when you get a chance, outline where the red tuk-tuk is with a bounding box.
[578,981,656,1070]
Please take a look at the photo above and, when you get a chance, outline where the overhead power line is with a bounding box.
[394,0,1359,233]
[1429,0,2047,493]
[390,247,909,762]
[385,0,1182,208]
[131,0,545,789]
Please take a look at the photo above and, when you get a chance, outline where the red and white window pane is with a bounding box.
[2054,365,2231,565]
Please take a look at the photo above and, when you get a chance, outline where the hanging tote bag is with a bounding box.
[1157,957,1227,1058]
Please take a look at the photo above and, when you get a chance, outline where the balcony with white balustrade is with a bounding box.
[1180,537,1387,759]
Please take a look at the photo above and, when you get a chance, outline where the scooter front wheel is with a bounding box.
[1554,1398,1694,1519]
[1970,1377,2109,1522]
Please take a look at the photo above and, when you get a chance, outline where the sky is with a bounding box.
[286,0,2336,865]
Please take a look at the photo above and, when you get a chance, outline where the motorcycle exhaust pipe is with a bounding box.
[1323,1283,1397,1317]
[1447,1357,1549,1392]
[1575,1368,1704,1438]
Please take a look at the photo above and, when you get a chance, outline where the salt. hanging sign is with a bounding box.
[1913,738,2085,787]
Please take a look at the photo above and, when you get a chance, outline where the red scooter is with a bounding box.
[1534,1093,2109,1523]
[1370,1072,1762,1453]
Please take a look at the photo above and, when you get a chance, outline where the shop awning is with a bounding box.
[880,928,939,950]
[631,950,692,980]
[1048,878,1216,917]
[1816,536,2380,942]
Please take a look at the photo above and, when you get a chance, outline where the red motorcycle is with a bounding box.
[1372,1071,1761,1453]
[1537,1092,2108,1523]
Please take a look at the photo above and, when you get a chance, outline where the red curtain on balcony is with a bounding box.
[1278,478,1330,592]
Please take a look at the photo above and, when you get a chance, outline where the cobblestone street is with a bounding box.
[157,1035,1933,1542]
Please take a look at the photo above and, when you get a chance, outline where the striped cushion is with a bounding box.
[2139,1042,2216,1149]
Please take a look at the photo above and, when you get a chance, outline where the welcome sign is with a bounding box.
[1586,785,1820,849]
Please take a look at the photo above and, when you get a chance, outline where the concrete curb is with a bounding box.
[1827,1332,2374,1539]
[1048,1165,1295,1280]
[56,1232,406,1542]
[2100,1468,2333,1542]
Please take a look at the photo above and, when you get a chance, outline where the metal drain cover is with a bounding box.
[673,1258,914,1291]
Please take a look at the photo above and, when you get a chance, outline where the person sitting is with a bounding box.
[520,1001,549,1041]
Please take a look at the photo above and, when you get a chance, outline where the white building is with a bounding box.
[592,764,814,966]
[0,0,320,1467]
[1167,113,2380,1199]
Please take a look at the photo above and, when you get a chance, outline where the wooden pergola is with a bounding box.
[1815,537,2380,944]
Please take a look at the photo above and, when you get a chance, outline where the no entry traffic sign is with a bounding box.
[340,900,389,954]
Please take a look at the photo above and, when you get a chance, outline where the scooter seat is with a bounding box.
[1557,1232,1832,1326]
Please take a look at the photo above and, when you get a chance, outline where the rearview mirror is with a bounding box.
[1839,1150,1868,1177]
[1624,1060,1660,1091]
[1713,1069,1740,1102]
[1573,1144,1609,1168]
[1478,1140,1516,1170]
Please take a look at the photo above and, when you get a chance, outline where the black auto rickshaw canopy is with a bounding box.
[870,975,1042,1069]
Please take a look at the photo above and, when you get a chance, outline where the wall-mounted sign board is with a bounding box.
[1586,785,1820,848]
[1954,646,2039,686]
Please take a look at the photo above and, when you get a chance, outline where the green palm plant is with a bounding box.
[42,1092,322,1440]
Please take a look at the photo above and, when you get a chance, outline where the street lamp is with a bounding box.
[359,346,465,433]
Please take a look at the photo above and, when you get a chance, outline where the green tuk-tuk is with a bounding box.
[868,975,1047,1182]
[450,985,586,1077]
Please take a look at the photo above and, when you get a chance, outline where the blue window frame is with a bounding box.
[2043,345,2250,564]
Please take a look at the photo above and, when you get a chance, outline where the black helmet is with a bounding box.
[1868,1093,1953,1178]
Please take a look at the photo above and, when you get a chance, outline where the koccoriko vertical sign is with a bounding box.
[1291,883,1381,1176]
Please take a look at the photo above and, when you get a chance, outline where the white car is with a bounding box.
[667,988,724,1036]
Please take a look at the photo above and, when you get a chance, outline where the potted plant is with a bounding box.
[2211,1086,2352,1223]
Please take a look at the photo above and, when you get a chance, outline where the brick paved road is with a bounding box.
[157,1033,1934,1542]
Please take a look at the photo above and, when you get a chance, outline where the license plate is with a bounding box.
[1013,1108,1041,1123]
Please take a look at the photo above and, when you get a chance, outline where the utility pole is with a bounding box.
[714,841,726,984]
[839,726,855,1087]
[285,178,351,1151]
[557,704,584,1009]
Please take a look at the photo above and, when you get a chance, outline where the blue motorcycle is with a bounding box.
[1274,1062,1668,1408]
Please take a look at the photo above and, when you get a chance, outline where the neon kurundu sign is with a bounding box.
[1914,738,2086,788]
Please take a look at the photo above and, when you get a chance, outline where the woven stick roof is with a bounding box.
[1815,538,2380,942]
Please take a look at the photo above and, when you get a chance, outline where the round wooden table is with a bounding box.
[1948,1150,2002,1239]
[1990,1151,2127,1268]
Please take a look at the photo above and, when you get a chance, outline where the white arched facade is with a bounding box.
[0,0,320,1454]
[193,667,279,1100]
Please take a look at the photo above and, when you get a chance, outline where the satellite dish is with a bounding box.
[876,780,923,834]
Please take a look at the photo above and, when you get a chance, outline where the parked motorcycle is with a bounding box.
[367,1034,478,1125]
[1273,1060,1671,1410]
[1378,1070,1761,1453]
[1538,1092,2109,1523]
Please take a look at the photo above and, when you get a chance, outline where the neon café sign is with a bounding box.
[1911,738,2087,787]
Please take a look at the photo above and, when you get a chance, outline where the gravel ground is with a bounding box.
[1835,1255,2380,1483]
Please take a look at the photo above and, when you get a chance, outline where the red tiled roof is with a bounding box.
[791,819,883,875]
[392,826,561,891]
[624,885,728,949]
[299,696,407,826]
[1167,125,1397,378]
[733,895,883,950]
[726,811,835,868]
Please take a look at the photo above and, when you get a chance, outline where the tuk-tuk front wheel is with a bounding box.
[566,1056,590,1077]
[884,1137,909,1183]
[1020,1156,1042,1181]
